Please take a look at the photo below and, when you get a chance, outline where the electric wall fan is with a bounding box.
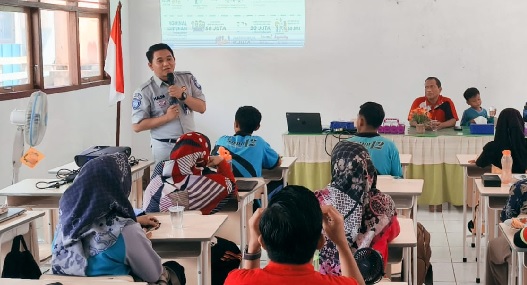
[10,91,48,183]
[354,247,384,284]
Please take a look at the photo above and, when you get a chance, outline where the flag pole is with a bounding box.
[115,1,122,146]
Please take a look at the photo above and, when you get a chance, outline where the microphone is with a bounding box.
[166,73,178,105]
[167,72,175,85]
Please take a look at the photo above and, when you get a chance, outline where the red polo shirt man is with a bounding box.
[408,77,458,130]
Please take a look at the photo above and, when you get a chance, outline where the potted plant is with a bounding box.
[410,107,431,134]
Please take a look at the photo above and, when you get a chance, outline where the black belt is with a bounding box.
[154,138,177,143]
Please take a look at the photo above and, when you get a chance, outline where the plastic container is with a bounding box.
[501,150,513,184]
[469,124,494,135]
[378,118,406,134]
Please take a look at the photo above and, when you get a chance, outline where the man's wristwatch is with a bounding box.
[243,245,261,260]
[180,92,187,101]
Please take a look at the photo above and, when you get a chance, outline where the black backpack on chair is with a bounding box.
[1,235,42,279]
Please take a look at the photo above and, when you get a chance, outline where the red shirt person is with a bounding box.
[224,186,365,285]
[408,77,459,130]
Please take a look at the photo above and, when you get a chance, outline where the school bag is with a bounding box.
[1,235,42,279]
[416,222,433,285]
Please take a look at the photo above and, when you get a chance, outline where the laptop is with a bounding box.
[0,208,27,224]
[286,112,323,134]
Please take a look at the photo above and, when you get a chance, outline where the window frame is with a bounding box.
[0,0,110,101]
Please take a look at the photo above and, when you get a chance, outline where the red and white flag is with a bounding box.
[104,2,124,105]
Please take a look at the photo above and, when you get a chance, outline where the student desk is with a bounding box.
[261,156,298,187]
[150,213,227,285]
[0,279,147,285]
[261,156,297,207]
[284,129,492,206]
[457,154,495,265]
[499,222,527,285]
[215,178,265,252]
[376,177,423,235]
[474,178,511,283]
[388,218,417,285]
[399,153,412,178]
[48,160,154,208]
[0,211,45,276]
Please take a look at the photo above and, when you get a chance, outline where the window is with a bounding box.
[0,0,109,100]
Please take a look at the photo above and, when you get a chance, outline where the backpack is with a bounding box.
[1,235,42,279]
[416,222,433,285]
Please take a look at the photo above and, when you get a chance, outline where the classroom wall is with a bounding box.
[128,0,527,155]
[1,0,526,188]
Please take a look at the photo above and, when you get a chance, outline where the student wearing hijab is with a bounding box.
[474,108,527,173]
[143,132,237,214]
[315,141,400,275]
[142,132,241,285]
[51,153,185,284]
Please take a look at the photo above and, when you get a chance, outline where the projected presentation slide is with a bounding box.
[160,0,305,48]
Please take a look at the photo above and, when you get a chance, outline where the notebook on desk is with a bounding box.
[236,180,259,192]
[286,112,323,134]
[0,208,26,224]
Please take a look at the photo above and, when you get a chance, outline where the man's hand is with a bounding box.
[165,105,180,121]
[137,215,160,229]
[168,85,187,100]
[468,159,476,164]
[207,155,224,167]
[321,205,347,247]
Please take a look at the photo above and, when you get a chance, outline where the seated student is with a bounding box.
[143,131,237,214]
[348,101,403,177]
[315,141,400,275]
[472,108,527,173]
[51,153,185,284]
[460,87,495,126]
[224,185,366,285]
[213,106,282,198]
[142,132,241,285]
[486,179,527,285]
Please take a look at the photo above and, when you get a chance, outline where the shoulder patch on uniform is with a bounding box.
[133,93,142,100]
[175,71,192,75]
[132,98,142,110]
[192,76,202,90]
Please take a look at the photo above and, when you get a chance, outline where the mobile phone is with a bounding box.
[144,223,161,233]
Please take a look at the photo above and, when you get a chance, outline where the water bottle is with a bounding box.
[501,150,513,184]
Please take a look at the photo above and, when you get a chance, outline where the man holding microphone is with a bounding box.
[132,43,206,163]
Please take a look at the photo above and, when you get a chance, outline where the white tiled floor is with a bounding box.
[417,205,486,285]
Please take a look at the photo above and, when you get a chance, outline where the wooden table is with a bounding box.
[0,211,45,276]
[0,279,147,284]
[48,160,154,208]
[150,213,228,285]
[499,222,527,285]
[474,178,511,283]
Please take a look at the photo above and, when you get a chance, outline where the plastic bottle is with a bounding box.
[501,150,513,184]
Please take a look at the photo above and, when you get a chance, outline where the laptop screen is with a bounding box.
[286,112,323,134]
